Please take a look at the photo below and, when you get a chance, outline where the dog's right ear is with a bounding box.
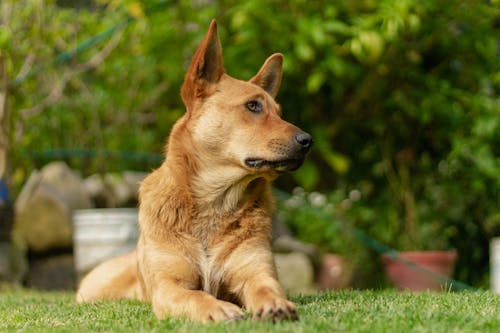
[181,19,224,112]
[250,53,283,98]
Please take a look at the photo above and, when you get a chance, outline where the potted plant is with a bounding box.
[347,156,460,292]
[381,250,457,291]
[276,188,357,290]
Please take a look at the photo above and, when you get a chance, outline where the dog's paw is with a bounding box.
[251,296,299,322]
[200,299,245,323]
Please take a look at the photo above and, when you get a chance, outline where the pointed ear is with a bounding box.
[181,19,225,112]
[250,53,283,98]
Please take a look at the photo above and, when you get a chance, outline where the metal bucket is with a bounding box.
[73,208,138,275]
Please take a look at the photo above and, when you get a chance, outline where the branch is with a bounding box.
[20,30,124,119]
[13,54,36,83]
[1,2,12,26]
[73,30,123,74]
[19,75,68,119]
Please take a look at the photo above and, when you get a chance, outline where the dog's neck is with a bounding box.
[191,167,261,215]
[165,124,271,217]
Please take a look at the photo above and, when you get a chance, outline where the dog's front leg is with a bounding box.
[150,280,244,323]
[224,240,299,321]
[138,239,244,323]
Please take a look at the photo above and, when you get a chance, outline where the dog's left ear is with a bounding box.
[250,53,283,98]
[181,19,225,112]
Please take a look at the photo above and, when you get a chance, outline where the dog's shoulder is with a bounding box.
[139,165,192,232]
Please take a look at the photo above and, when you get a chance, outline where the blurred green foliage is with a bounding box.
[3,0,500,286]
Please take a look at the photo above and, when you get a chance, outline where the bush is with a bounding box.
[4,0,499,287]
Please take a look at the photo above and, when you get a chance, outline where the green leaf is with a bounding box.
[324,150,350,175]
[292,160,320,190]
[0,26,11,51]
[295,39,315,61]
[307,71,325,93]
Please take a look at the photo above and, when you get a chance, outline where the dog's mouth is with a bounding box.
[244,158,304,172]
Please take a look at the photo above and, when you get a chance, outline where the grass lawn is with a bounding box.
[0,289,498,332]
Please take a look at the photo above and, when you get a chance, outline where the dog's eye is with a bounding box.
[245,100,262,113]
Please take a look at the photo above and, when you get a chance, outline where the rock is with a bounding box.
[14,162,93,252]
[83,171,146,208]
[0,204,25,283]
[0,243,11,279]
[83,174,114,208]
[104,173,131,207]
[271,215,293,240]
[15,182,72,251]
[0,205,13,242]
[273,235,319,262]
[25,254,76,290]
[275,252,316,294]
[122,171,147,194]
[39,162,92,210]
[0,234,27,283]
[14,170,42,215]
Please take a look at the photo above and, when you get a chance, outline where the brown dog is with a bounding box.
[76,20,312,323]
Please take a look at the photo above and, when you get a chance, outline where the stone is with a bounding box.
[0,205,13,242]
[83,171,146,208]
[104,171,146,207]
[274,252,316,294]
[104,173,131,207]
[83,174,114,208]
[39,162,92,210]
[25,254,76,290]
[15,182,72,251]
[273,235,319,262]
[14,162,93,252]
[0,235,27,283]
[271,215,293,240]
[122,171,147,195]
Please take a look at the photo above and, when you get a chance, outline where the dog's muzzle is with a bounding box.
[245,131,313,172]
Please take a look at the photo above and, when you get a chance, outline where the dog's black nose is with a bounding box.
[294,132,313,149]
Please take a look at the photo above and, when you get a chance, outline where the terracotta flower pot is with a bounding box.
[317,253,353,290]
[381,250,458,291]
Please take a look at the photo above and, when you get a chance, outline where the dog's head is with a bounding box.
[179,20,312,178]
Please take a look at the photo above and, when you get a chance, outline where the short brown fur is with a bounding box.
[76,20,312,323]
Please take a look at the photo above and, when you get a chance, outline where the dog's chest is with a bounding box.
[191,214,246,297]
[190,204,244,244]
[189,203,269,297]
[198,246,223,296]
[191,215,223,248]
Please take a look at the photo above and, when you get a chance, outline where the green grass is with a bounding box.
[0,289,498,332]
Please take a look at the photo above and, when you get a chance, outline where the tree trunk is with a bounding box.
[0,55,7,180]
